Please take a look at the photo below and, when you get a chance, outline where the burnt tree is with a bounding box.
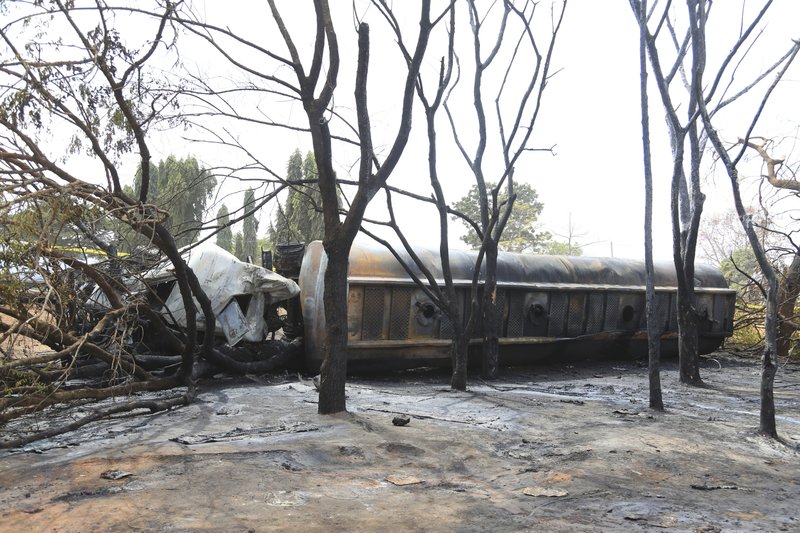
[629,0,664,410]
[171,1,442,412]
[267,1,435,412]
[632,0,795,390]
[357,0,566,391]
[443,0,566,386]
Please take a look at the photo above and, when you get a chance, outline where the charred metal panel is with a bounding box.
[696,293,714,334]
[507,292,526,337]
[548,293,569,337]
[523,293,549,337]
[604,293,620,331]
[274,243,306,279]
[495,289,509,337]
[567,293,588,337]
[362,286,386,340]
[389,287,412,340]
[439,289,468,339]
[410,290,440,338]
[472,288,485,338]
[586,293,605,334]
[617,294,644,331]
[714,293,735,333]
[439,312,455,339]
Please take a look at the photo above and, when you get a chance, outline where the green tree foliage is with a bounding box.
[216,204,233,252]
[720,247,759,295]
[242,188,258,262]
[453,183,562,254]
[540,240,583,256]
[270,149,326,244]
[5,179,139,258]
[133,156,216,248]
[699,210,769,301]
[720,247,759,283]
[719,246,763,346]
[233,232,244,261]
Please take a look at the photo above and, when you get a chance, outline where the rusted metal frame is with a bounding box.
[347,277,735,296]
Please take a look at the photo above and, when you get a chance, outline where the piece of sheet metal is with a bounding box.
[217,299,248,346]
[87,244,300,344]
[159,244,300,342]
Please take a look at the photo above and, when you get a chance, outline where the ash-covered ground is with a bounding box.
[2,353,799,532]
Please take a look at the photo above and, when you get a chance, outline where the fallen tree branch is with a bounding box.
[0,313,150,381]
[0,387,194,449]
[0,376,180,421]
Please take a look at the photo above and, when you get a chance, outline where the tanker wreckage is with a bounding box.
[80,240,735,375]
[299,241,736,371]
[81,244,303,374]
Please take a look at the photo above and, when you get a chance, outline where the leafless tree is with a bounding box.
[357,0,566,390]
[443,0,566,384]
[629,0,664,410]
[630,1,798,398]
[171,1,441,412]
[741,138,800,360]
[634,0,710,387]
[695,8,799,437]
[698,141,800,360]
[631,0,799,436]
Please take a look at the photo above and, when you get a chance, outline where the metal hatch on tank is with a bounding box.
[298,241,736,372]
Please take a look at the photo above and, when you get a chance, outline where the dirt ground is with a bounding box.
[1,352,799,532]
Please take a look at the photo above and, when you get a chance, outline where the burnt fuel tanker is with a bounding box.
[298,241,736,371]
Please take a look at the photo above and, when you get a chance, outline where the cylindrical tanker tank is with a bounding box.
[299,240,736,372]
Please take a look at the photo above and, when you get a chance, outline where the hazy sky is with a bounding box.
[159,0,800,262]
[527,0,799,261]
